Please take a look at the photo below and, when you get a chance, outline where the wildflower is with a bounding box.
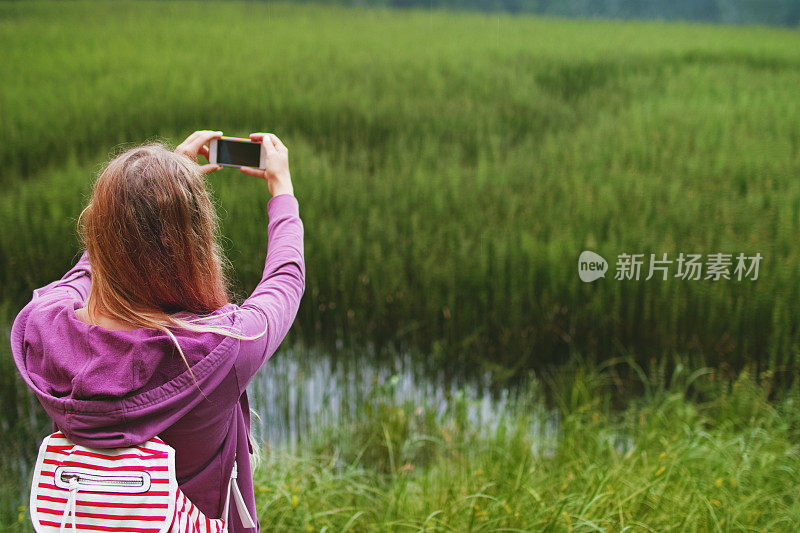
[292,495,299,509]
[624,448,635,459]
[563,511,571,524]
[715,478,723,488]
[709,499,720,506]
[655,466,666,477]
[305,525,314,532]
[442,428,452,444]
[658,452,666,462]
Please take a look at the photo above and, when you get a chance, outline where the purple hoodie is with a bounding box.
[10,194,305,533]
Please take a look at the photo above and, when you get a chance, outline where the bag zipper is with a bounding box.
[53,466,152,493]
[60,472,145,488]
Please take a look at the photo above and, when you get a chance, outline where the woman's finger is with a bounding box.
[177,131,202,151]
[240,166,266,180]
[182,131,200,145]
[250,132,278,154]
[199,163,223,175]
[263,138,278,154]
[184,131,222,155]
[176,130,220,160]
[267,133,287,152]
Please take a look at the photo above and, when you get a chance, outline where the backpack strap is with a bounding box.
[57,478,79,533]
[221,459,255,529]
[31,433,178,533]
[32,435,254,532]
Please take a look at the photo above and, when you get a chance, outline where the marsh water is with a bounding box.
[248,344,559,452]
[1,341,558,516]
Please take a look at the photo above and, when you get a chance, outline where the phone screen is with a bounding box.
[216,139,261,168]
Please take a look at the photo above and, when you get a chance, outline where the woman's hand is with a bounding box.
[241,133,294,197]
[175,130,223,174]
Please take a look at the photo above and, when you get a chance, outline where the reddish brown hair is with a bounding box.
[79,143,266,372]
[80,143,229,325]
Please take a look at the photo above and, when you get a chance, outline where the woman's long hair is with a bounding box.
[78,143,266,374]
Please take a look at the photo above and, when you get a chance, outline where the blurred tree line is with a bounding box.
[334,0,800,26]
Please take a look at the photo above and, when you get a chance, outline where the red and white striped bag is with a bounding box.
[30,432,255,533]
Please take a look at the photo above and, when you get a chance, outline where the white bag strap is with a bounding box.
[222,459,255,529]
[58,478,79,533]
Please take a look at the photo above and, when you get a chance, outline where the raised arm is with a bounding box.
[234,133,305,384]
[31,250,93,302]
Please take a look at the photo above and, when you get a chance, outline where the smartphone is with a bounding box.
[208,137,266,169]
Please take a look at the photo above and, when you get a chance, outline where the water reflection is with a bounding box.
[1,343,560,518]
[247,345,559,456]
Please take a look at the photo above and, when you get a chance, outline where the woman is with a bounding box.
[10,130,304,532]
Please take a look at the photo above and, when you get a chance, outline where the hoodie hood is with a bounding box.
[11,294,240,448]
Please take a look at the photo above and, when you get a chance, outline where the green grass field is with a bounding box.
[5,358,800,531]
[246,362,800,531]
[3,1,800,530]
[2,1,800,373]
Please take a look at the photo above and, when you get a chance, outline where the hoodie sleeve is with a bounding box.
[234,194,305,388]
[31,250,92,303]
